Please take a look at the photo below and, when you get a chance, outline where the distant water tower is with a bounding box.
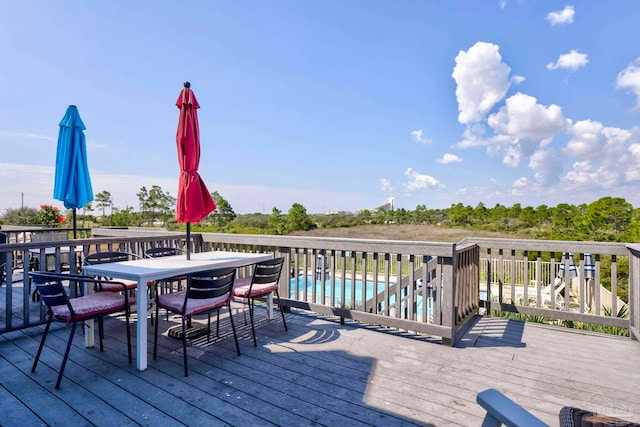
[378,197,394,211]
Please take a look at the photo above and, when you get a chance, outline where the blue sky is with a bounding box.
[1,1,639,215]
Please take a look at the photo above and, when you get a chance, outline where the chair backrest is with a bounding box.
[29,272,71,309]
[29,272,130,322]
[188,267,236,300]
[84,251,139,265]
[252,257,285,286]
[145,247,183,258]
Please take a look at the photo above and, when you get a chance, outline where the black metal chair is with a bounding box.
[232,257,287,347]
[83,251,142,292]
[145,247,187,289]
[145,247,187,320]
[153,267,240,377]
[145,247,185,259]
[29,272,133,389]
[84,250,157,323]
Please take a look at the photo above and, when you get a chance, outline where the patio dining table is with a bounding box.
[81,250,274,371]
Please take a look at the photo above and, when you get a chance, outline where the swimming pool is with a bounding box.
[290,275,434,322]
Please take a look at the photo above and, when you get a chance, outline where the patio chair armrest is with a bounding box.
[476,388,548,427]
[93,279,131,293]
[30,272,131,299]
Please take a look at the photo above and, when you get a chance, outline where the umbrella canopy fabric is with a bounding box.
[53,105,93,210]
[583,253,596,279]
[557,252,578,279]
[175,83,215,224]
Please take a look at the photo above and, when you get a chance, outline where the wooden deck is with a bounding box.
[1,303,640,426]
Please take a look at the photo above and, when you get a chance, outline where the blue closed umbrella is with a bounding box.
[583,253,595,279]
[53,105,93,238]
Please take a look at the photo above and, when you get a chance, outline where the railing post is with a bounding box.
[441,245,456,346]
[486,248,492,309]
[510,249,516,304]
[278,247,291,304]
[498,249,504,303]
[628,247,639,341]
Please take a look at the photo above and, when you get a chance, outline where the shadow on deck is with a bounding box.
[1,302,640,426]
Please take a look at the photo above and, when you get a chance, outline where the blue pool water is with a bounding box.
[290,275,434,322]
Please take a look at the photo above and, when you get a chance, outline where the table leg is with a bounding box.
[136,279,147,371]
[267,292,274,320]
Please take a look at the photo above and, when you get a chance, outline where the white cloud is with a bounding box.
[546,5,575,25]
[566,120,606,159]
[410,129,432,144]
[0,162,373,215]
[478,93,567,166]
[616,58,640,108]
[86,141,108,149]
[502,144,522,167]
[404,168,444,191]
[456,123,490,148]
[510,176,539,197]
[625,144,640,182]
[546,50,589,71]
[511,75,526,85]
[512,177,529,188]
[488,93,566,141]
[561,126,640,189]
[437,153,463,164]
[565,122,636,185]
[0,131,54,141]
[564,160,604,186]
[455,92,567,174]
[380,178,393,192]
[529,148,563,186]
[451,42,512,124]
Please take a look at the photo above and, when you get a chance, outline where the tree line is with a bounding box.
[1,187,638,242]
[0,185,316,235]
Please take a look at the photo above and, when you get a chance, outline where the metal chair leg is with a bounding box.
[98,317,104,351]
[32,314,53,374]
[275,290,288,331]
[249,297,257,347]
[181,316,189,377]
[228,304,241,356]
[216,310,220,337]
[56,322,77,389]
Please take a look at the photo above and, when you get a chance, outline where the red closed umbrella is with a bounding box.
[175,82,215,259]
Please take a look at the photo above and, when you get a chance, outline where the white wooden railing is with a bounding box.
[2,228,638,343]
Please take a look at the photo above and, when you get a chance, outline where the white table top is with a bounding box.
[81,250,273,282]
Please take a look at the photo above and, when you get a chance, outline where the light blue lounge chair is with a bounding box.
[476,388,548,427]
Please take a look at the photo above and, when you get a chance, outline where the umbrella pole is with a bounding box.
[72,208,77,239]
[186,222,191,260]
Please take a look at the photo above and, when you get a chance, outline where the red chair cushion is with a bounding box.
[99,279,138,292]
[233,277,278,298]
[52,292,133,323]
[157,291,229,316]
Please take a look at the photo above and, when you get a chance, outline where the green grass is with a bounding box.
[489,307,629,337]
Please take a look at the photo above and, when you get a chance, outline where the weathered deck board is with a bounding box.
[1,303,640,427]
